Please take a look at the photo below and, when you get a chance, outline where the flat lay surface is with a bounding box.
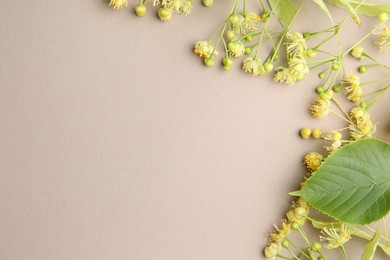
[1,1,389,259]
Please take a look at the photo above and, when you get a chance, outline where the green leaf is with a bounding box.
[298,138,390,225]
[361,229,381,260]
[312,0,334,23]
[268,0,297,28]
[349,1,390,17]
[327,0,360,24]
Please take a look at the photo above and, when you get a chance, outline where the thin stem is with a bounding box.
[258,0,266,11]
[284,237,311,259]
[331,97,352,122]
[286,0,305,30]
[285,246,300,260]
[360,77,390,87]
[254,18,270,58]
[382,218,390,246]
[366,84,390,109]
[343,22,384,57]
[363,53,390,70]
[339,245,349,260]
[329,110,352,124]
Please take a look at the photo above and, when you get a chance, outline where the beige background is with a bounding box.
[1,1,389,259]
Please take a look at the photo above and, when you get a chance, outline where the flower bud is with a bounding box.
[222,57,233,66]
[158,7,172,21]
[204,57,215,67]
[264,243,279,259]
[135,4,146,16]
[351,46,365,59]
[311,128,321,139]
[358,66,367,73]
[311,242,322,252]
[300,128,311,139]
[264,62,274,72]
[226,30,235,39]
[306,48,317,58]
[377,13,388,22]
[202,0,214,7]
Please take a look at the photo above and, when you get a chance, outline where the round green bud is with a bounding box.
[204,57,215,67]
[264,62,274,72]
[291,222,300,230]
[319,257,325,260]
[303,32,311,39]
[226,30,235,39]
[320,92,329,101]
[158,7,172,21]
[358,66,367,73]
[318,72,325,79]
[245,47,252,55]
[223,65,231,71]
[229,14,240,25]
[273,53,280,61]
[312,128,321,139]
[260,12,270,21]
[378,13,388,22]
[223,57,233,66]
[316,86,325,94]
[311,242,322,252]
[245,35,254,42]
[135,4,147,17]
[202,0,214,7]
[300,128,311,139]
[281,240,289,248]
[351,46,365,59]
[326,89,334,99]
[333,84,341,92]
[306,48,317,58]
[331,63,340,71]
[227,41,236,51]
[294,207,307,218]
[359,101,367,108]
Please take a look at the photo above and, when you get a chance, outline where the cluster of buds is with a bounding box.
[108,0,193,21]
[265,198,310,259]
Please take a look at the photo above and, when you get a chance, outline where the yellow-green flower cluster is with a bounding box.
[170,0,193,15]
[320,223,351,249]
[310,97,331,119]
[286,30,307,57]
[265,198,309,259]
[349,106,376,140]
[228,41,245,58]
[273,67,296,85]
[304,152,324,172]
[286,197,310,226]
[323,131,342,152]
[375,25,390,52]
[274,30,309,85]
[237,13,262,35]
[242,57,265,76]
[194,41,218,59]
[341,73,362,102]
